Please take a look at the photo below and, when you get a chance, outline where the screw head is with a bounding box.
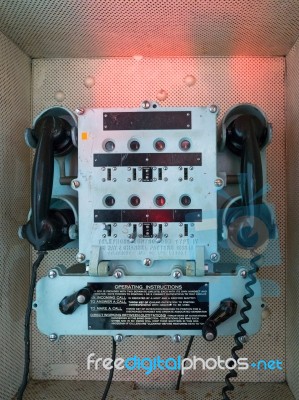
[49,333,58,342]
[205,332,215,341]
[240,269,248,278]
[172,334,182,343]
[48,269,57,279]
[113,270,123,279]
[209,105,218,113]
[173,270,182,279]
[214,178,224,188]
[142,100,150,109]
[72,180,80,189]
[143,258,152,267]
[240,334,249,344]
[210,253,220,262]
[75,108,85,115]
[77,294,86,304]
[114,334,123,343]
[76,253,86,263]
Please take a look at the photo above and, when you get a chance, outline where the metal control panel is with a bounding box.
[74,105,219,276]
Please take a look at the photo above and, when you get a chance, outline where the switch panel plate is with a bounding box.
[76,105,218,276]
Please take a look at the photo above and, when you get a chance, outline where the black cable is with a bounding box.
[17,251,46,400]
[101,337,117,400]
[222,254,261,400]
[175,335,194,391]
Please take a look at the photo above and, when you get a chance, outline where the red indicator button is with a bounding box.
[155,195,166,207]
[154,139,165,151]
[130,195,141,207]
[180,195,191,206]
[180,139,191,151]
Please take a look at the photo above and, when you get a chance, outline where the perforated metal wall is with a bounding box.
[1,0,299,58]
[31,57,286,389]
[22,380,294,400]
[0,31,31,399]
[286,38,299,400]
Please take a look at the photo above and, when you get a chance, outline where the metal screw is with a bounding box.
[138,234,143,238]
[76,253,86,263]
[240,270,248,278]
[113,178,117,182]
[164,223,168,227]
[153,178,157,182]
[172,334,182,343]
[102,178,106,182]
[143,258,152,267]
[209,105,218,113]
[114,334,123,343]
[49,333,58,342]
[178,178,183,182]
[164,234,168,238]
[189,177,194,181]
[214,178,224,188]
[163,166,168,170]
[164,178,168,181]
[101,167,106,171]
[113,167,117,171]
[173,270,182,279]
[72,180,80,188]
[127,178,131,182]
[138,223,142,227]
[190,234,194,238]
[142,100,150,109]
[113,234,117,238]
[48,269,57,279]
[240,335,249,344]
[102,234,106,238]
[127,167,131,171]
[75,108,85,115]
[205,332,215,341]
[178,166,183,170]
[113,223,117,227]
[77,294,86,304]
[138,178,142,182]
[113,270,123,279]
[210,253,220,262]
[179,234,183,238]
[179,223,183,226]
[189,166,193,170]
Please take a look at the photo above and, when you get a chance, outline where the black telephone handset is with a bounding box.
[225,114,272,250]
[21,115,75,251]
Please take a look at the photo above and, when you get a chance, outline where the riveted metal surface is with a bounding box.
[31,57,286,387]
[0,32,31,399]
[286,38,299,400]
[1,0,299,58]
